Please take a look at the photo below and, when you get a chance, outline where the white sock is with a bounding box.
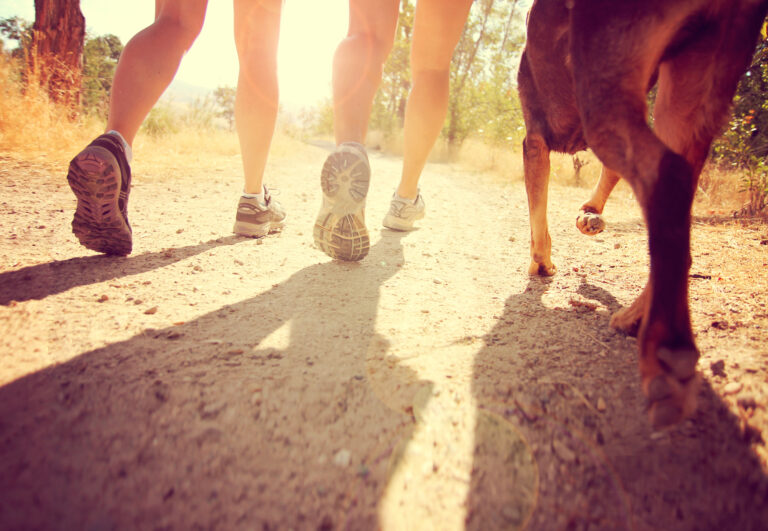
[106,130,133,162]
[395,192,417,204]
[242,190,265,203]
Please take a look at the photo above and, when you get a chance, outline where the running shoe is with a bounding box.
[313,142,370,261]
[233,185,286,238]
[382,192,425,231]
[67,133,133,255]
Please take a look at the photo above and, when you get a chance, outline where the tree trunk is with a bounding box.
[28,0,85,113]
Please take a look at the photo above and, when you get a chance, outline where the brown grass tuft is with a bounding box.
[0,55,301,179]
[0,55,102,164]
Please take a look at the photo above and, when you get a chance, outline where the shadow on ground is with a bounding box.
[0,232,429,529]
[1,238,766,529]
[469,277,768,529]
[0,236,247,305]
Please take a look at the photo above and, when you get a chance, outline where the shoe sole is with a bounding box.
[313,148,370,261]
[67,145,132,256]
[383,210,425,232]
[233,219,285,238]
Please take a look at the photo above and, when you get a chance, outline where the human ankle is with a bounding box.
[395,189,418,202]
[106,130,133,162]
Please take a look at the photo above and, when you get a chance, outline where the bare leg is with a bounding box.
[106,0,208,145]
[332,0,400,145]
[233,0,282,194]
[576,165,621,235]
[394,0,474,200]
[67,0,207,256]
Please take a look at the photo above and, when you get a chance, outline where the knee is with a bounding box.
[340,31,393,67]
[155,12,204,53]
[238,41,278,82]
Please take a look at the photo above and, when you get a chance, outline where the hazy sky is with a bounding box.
[0,0,348,107]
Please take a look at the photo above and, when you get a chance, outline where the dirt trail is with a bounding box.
[1,142,767,530]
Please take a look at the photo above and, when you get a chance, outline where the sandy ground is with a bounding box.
[1,141,767,530]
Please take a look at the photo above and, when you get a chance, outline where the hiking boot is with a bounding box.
[67,133,133,255]
[313,142,370,261]
[233,186,286,238]
[382,191,426,231]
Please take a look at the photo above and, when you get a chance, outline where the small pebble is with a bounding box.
[200,401,227,419]
[144,306,158,315]
[710,359,726,377]
[96,295,109,303]
[502,505,522,522]
[723,382,743,395]
[596,397,607,412]
[737,396,757,410]
[552,440,576,462]
[333,449,351,467]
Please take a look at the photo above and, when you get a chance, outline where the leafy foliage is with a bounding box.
[0,16,32,60]
[368,0,525,151]
[711,18,768,214]
[82,34,122,117]
[369,0,414,135]
[0,16,31,48]
[446,0,525,148]
[141,101,180,137]
[1,16,122,118]
[213,86,236,130]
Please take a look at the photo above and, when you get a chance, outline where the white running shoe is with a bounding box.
[233,185,286,238]
[313,142,371,261]
[382,192,425,231]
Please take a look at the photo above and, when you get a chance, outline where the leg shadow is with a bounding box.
[0,231,430,529]
[467,277,768,529]
[0,235,249,305]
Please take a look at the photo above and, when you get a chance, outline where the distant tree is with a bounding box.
[446,0,524,149]
[713,20,768,164]
[369,0,525,150]
[0,16,32,58]
[213,86,236,130]
[186,94,217,130]
[370,0,414,134]
[28,0,85,112]
[711,18,768,214]
[82,34,122,117]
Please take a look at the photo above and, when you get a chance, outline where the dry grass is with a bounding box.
[450,135,756,217]
[0,52,755,217]
[0,55,300,180]
[131,125,304,184]
[696,164,758,216]
[0,56,102,164]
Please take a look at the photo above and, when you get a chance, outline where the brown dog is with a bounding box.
[518,0,768,429]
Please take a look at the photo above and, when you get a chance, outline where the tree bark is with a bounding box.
[28,0,85,113]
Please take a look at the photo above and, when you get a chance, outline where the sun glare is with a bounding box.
[177,1,348,107]
[0,0,348,108]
